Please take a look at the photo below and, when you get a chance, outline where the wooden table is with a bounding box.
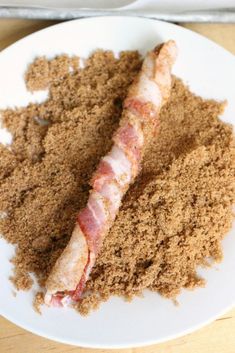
[0,19,235,353]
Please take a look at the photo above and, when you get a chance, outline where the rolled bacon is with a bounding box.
[45,41,177,306]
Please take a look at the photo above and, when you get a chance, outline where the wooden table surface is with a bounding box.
[0,19,235,353]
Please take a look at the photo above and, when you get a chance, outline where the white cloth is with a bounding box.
[0,0,234,11]
[0,0,134,9]
[126,0,235,12]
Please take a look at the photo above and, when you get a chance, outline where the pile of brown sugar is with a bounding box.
[0,50,234,315]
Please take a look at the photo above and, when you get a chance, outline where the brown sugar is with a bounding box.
[0,51,234,315]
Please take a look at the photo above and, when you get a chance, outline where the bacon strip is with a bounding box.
[45,41,177,306]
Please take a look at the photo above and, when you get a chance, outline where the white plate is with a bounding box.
[0,17,235,349]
